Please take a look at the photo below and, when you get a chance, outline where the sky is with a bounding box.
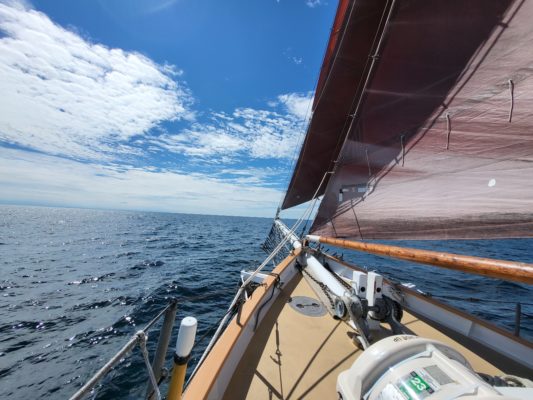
[0,0,337,218]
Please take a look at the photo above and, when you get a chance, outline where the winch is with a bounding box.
[337,335,526,400]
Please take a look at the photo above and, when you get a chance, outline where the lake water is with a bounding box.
[1,205,531,399]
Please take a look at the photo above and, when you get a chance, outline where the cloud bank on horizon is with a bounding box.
[0,0,317,217]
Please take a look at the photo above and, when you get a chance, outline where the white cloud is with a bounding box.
[217,167,285,186]
[0,2,317,217]
[0,147,284,217]
[0,2,193,160]
[305,0,323,8]
[155,92,313,161]
[278,92,313,119]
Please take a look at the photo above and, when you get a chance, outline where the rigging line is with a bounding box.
[446,113,451,150]
[283,0,359,204]
[365,147,372,177]
[138,332,162,400]
[311,0,360,117]
[338,0,397,149]
[400,134,405,166]
[184,305,238,387]
[243,168,332,290]
[508,79,514,123]
[278,91,315,210]
[278,0,351,209]
[351,204,364,241]
[329,0,393,156]
[189,170,332,380]
[316,0,398,219]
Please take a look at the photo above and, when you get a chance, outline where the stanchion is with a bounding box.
[146,299,178,399]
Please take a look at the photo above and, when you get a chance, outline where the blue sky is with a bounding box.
[0,0,336,217]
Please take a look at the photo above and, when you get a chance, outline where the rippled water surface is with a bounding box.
[1,205,532,399]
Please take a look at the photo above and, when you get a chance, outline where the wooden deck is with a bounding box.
[224,274,502,400]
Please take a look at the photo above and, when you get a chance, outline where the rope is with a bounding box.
[194,307,236,350]
[400,134,405,166]
[323,0,398,182]
[138,332,161,400]
[365,147,372,177]
[446,112,451,150]
[508,79,514,123]
[253,274,281,331]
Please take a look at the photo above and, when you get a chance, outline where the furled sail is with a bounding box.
[282,0,533,240]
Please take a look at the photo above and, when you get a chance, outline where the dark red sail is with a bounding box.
[283,0,533,239]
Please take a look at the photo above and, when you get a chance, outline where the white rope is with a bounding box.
[138,332,161,400]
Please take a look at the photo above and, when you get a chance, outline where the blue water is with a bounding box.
[0,205,531,399]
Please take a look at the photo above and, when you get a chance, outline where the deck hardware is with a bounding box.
[344,295,371,349]
[289,295,327,317]
[167,317,197,400]
[146,298,177,400]
[299,263,336,310]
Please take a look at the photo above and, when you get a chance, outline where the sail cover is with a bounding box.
[282,0,533,240]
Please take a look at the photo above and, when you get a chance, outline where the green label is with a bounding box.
[396,372,434,400]
[407,373,430,394]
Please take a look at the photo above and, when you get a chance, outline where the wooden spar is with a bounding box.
[306,235,533,285]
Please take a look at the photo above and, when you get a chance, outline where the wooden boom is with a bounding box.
[306,235,533,285]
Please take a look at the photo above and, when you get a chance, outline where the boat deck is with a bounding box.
[223,273,501,399]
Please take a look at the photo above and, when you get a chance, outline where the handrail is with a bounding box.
[306,235,533,285]
[69,301,176,400]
